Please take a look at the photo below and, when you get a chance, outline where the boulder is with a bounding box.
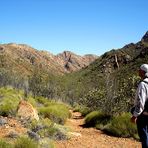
[17,100,39,121]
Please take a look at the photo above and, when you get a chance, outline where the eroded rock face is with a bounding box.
[56,51,98,72]
[17,100,39,121]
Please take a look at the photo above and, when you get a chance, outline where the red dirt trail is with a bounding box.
[55,111,141,148]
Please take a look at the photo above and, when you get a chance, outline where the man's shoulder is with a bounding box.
[138,80,148,88]
[142,78,148,85]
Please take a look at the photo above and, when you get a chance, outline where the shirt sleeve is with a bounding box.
[133,82,147,117]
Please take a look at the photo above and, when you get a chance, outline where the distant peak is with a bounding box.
[63,50,76,55]
[57,50,77,57]
[141,31,148,42]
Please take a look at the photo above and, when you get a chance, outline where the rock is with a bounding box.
[141,31,148,42]
[68,132,82,137]
[17,100,39,121]
[27,130,40,141]
[123,43,135,48]
[56,51,98,72]
[0,118,7,126]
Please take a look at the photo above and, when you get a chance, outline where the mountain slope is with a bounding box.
[0,43,98,76]
[56,51,98,72]
[62,31,148,114]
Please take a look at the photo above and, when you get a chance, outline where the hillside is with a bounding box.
[0,31,148,113]
[0,32,147,147]
[0,43,98,76]
[61,31,148,114]
[56,51,98,72]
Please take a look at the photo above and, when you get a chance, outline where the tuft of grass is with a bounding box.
[37,123,69,140]
[35,96,49,105]
[0,87,23,116]
[104,112,138,139]
[0,97,20,116]
[28,97,37,107]
[0,139,13,148]
[14,136,38,148]
[39,103,71,125]
[85,111,111,128]
[26,118,52,132]
[39,138,54,148]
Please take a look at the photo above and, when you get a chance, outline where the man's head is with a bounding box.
[139,64,148,78]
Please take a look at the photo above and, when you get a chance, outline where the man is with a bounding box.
[131,64,148,148]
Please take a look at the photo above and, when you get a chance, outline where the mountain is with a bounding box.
[0,43,98,76]
[1,31,148,115]
[56,51,98,72]
[141,31,148,42]
[62,31,148,114]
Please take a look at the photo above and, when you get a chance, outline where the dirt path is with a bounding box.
[55,111,141,148]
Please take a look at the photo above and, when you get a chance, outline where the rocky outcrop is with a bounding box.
[17,100,39,121]
[141,31,148,42]
[56,51,98,72]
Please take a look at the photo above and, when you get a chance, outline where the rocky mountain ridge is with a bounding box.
[0,43,98,75]
[60,31,148,116]
[95,31,148,74]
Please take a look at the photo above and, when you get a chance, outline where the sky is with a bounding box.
[0,0,148,56]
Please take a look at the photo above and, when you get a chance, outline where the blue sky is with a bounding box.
[0,0,148,55]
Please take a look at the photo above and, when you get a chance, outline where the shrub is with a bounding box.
[0,97,20,116]
[37,123,69,140]
[85,111,111,128]
[39,104,71,125]
[0,87,22,116]
[0,139,13,148]
[14,137,38,148]
[27,118,52,132]
[39,118,52,127]
[73,105,91,116]
[28,97,37,107]
[35,96,49,105]
[104,112,138,138]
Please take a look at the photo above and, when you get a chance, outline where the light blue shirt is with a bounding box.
[133,78,148,117]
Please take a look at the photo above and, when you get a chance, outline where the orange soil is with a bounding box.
[55,112,141,148]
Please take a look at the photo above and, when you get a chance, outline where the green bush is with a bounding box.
[0,139,13,148]
[73,105,91,116]
[27,118,52,131]
[28,97,37,107]
[35,96,49,105]
[0,87,22,116]
[0,97,20,116]
[37,123,69,140]
[39,104,71,125]
[85,111,111,128]
[104,113,138,138]
[14,137,38,148]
